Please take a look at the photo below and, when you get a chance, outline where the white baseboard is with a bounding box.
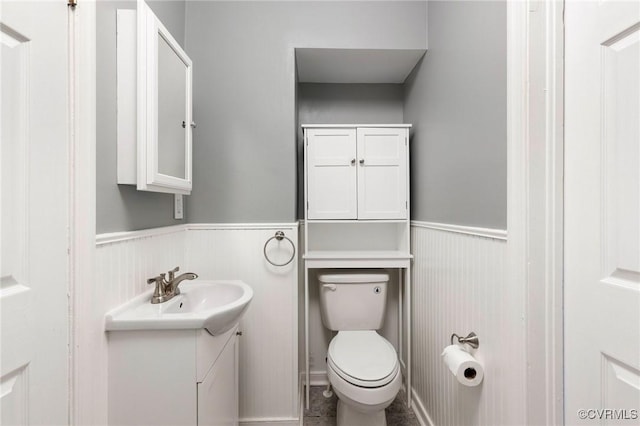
[240,419,299,426]
[299,371,329,387]
[309,371,329,386]
[411,387,435,426]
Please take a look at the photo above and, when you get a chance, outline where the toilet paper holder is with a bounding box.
[450,332,480,349]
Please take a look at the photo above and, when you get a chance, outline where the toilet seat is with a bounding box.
[328,331,399,388]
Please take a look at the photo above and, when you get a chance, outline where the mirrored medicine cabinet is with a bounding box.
[117,0,193,195]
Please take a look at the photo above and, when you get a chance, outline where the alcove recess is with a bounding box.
[296,47,425,409]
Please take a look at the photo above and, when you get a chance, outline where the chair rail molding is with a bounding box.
[96,222,300,246]
[410,220,507,241]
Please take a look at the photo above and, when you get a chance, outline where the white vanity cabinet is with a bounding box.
[305,126,409,220]
[108,326,239,426]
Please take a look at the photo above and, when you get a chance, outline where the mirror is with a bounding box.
[157,34,188,179]
[137,0,192,194]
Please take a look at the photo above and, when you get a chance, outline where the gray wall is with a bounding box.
[298,83,404,127]
[297,83,405,218]
[184,1,427,223]
[403,1,507,229]
[96,0,187,233]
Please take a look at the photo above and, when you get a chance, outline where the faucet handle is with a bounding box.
[168,266,179,281]
[147,273,166,285]
[147,274,167,304]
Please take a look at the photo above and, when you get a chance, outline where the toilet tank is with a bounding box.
[318,271,389,331]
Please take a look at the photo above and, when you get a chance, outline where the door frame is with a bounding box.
[65,0,567,423]
[506,0,564,424]
[67,0,97,424]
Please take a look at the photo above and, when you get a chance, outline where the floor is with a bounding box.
[303,386,420,425]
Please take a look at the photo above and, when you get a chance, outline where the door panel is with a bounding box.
[0,2,70,424]
[1,19,33,426]
[0,367,28,425]
[356,128,407,219]
[565,1,640,423]
[306,129,357,219]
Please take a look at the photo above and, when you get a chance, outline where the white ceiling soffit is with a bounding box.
[295,48,426,84]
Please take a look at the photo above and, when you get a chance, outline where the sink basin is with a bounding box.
[105,280,253,335]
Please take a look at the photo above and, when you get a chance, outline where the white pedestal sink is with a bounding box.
[105,279,253,335]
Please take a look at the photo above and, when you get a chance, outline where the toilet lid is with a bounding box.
[328,331,398,387]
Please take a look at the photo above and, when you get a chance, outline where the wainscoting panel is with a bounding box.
[186,224,299,423]
[97,228,187,310]
[410,224,525,426]
[93,226,187,424]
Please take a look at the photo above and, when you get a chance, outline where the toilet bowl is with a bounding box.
[318,271,400,426]
[326,330,401,426]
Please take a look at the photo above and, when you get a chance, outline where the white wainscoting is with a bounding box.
[97,226,187,309]
[410,223,525,426]
[186,224,299,424]
[93,226,187,424]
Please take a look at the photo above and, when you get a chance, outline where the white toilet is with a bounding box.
[318,271,401,426]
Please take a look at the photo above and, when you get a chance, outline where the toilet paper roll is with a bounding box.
[441,344,484,387]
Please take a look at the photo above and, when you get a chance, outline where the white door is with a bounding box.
[356,128,407,219]
[306,128,357,219]
[565,0,640,424]
[1,1,71,424]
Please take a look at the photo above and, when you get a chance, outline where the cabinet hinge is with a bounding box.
[405,136,407,146]
[406,201,408,209]
[307,201,309,210]
[68,0,77,8]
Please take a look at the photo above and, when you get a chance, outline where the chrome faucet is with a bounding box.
[147,267,198,304]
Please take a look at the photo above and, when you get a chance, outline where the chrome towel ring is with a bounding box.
[263,231,296,267]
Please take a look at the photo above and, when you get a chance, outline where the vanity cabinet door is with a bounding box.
[306,128,358,219]
[356,127,408,219]
[197,333,238,425]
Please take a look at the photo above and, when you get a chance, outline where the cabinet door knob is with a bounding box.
[359,159,365,165]
[236,331,243,336]
[351,158,356,165]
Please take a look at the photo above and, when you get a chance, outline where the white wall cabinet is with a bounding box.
[116,1,193,195]
[301,124,413,409]
[305,126,408,220]
[108,325,239,426]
